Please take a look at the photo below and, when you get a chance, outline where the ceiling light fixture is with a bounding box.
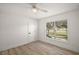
[32,8,37,13]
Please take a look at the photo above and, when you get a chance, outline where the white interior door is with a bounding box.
[27,20,37,41]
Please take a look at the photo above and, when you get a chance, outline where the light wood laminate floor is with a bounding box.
[0,40,78,55]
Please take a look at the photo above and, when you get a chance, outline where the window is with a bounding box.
[46,20,67,40]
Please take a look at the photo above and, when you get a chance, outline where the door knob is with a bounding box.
[28,32,31,34]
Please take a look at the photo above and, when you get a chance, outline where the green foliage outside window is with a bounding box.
[46,20,67,40]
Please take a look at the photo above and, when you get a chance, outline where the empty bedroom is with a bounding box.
[0,3,79,55]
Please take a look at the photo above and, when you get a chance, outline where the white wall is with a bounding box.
[0,7,38,51]
[39,9,79,52]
